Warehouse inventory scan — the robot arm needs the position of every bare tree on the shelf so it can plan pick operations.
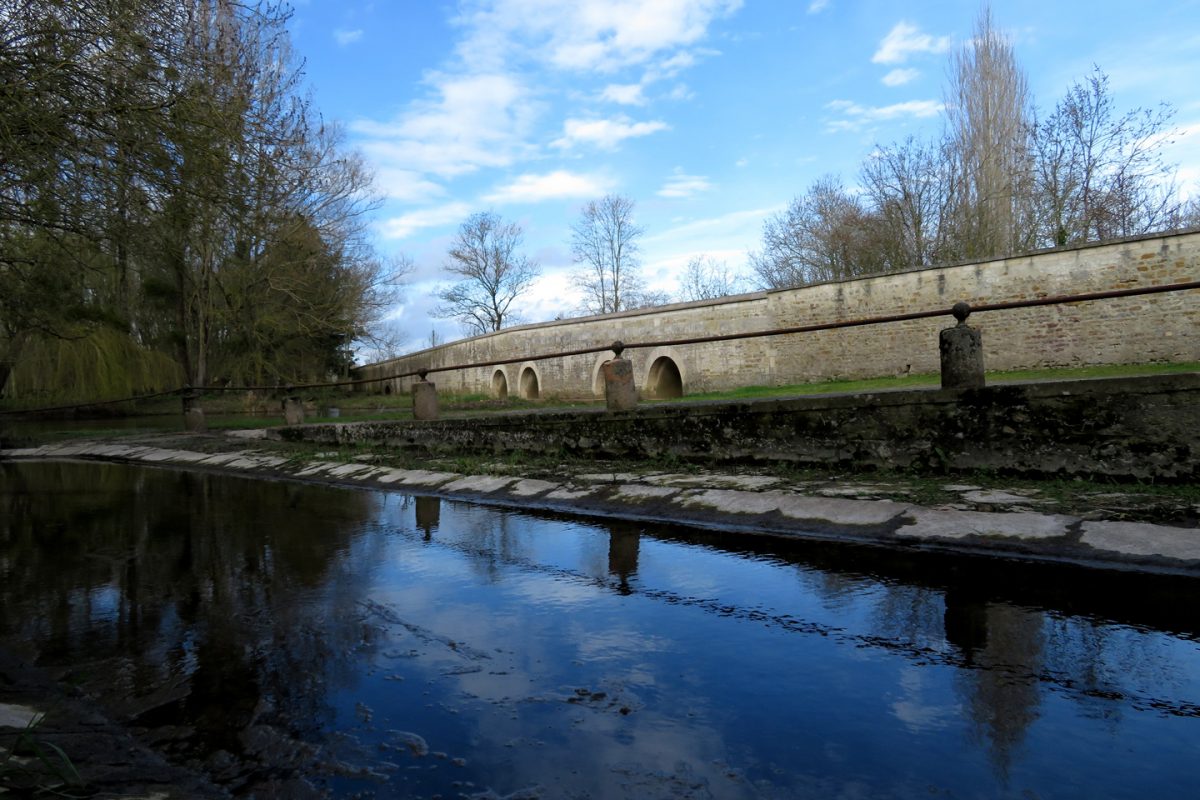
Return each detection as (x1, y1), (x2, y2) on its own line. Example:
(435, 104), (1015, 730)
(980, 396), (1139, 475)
(679, 255), (746, 301)
(624, 289), (673, 309)
(943, 6), (1034, 259)
(570, 194), (648, 314)
(434, 211), (539, 336)
(1176, 194), (1200, 231)
(743, 9), (1188, 283)
(861, 136), (957, 267)
(1032, 68), (1181, 246)
(750, 176), (892, 289)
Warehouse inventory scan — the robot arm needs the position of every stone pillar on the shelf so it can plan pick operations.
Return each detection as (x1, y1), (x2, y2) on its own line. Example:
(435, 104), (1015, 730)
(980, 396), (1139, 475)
(181, 386), (207, 433)
(282, 395), (305, 425)
(940, 302), (985, 389)
(412, 372), (439, 420)
(602, 341), (638, 411)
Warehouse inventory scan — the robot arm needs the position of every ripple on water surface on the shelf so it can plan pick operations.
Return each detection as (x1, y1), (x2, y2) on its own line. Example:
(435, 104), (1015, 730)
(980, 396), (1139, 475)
(1, 460), (1199, 798)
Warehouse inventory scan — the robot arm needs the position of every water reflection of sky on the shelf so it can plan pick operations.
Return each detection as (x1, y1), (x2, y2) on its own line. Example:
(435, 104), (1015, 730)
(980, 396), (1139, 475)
(2, 462), (1200, 799)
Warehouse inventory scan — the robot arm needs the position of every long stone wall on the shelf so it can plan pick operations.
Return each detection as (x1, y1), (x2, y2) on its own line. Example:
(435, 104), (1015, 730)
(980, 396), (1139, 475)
(285, 374), (1200, 482)
(356, 230), (1200, 399)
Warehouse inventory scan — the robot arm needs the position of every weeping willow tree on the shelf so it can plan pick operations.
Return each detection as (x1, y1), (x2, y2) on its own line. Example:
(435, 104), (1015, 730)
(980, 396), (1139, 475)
(4, 328), (182, 403)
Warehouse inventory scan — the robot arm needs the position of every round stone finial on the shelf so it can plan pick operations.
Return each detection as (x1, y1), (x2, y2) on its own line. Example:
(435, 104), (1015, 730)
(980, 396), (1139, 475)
(611, 340), (625, 358)
(951, 301), (972, 324)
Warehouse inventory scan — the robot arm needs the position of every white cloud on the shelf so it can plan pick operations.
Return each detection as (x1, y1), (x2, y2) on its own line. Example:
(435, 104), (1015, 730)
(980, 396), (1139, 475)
(824, 98), (943, 131)
(872, 21), (951, 65)
(600, 83), (647, 105)
(657, 168), (712, 198)
(513, 270), (579, 325)
(379, 202), (472, 240)
(372, 168), (446, 203)
(455, 0), (744, 74)
(882, 67), (919, 87)
(647, 49), (700, 79)
(1162, 119), (1200, 198)
(808, 0), (829, 13)
(351, 72), (538, 178)
(334, 28), (363, 46)
(552, 116), (669, 150)
(665, 83), (694, 101)
(348, 1), (741, 207)
(646, 206), (778, 244)
(642, 206), (778, 276)
(484, 170), (614, 203)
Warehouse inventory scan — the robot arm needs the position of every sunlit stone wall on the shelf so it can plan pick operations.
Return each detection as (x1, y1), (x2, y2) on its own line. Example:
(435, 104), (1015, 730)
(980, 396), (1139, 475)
(355, 230), (1200, 398)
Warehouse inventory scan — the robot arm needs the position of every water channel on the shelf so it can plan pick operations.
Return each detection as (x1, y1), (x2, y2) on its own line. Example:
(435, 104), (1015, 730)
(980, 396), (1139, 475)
(2, 460), (1198, 798)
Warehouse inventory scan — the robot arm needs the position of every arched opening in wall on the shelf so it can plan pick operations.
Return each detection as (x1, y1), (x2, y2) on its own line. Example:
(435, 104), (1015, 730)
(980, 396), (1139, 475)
(646, 356), (683, 399)
(520, 367), (540, 400)
(592, 356), (609, 398)
(492, 370), (508, 399)
(383, 383), (393, 395)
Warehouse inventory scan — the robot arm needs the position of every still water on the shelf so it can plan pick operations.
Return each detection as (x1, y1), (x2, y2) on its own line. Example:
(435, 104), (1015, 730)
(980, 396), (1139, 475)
(1, 461), (1199, 799)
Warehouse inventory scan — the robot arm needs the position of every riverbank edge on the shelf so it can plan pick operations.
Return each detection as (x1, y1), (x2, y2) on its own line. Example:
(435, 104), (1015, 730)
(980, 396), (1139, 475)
(277, 374), (1200, 483)
(0, 645), (228, 799)
(4, 433), (1199, 578)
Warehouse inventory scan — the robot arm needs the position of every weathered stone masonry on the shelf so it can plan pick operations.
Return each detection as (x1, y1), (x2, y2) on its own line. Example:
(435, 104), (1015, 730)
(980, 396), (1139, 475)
(356, 230), (1200, 398)
(284, 374), (1200, 483)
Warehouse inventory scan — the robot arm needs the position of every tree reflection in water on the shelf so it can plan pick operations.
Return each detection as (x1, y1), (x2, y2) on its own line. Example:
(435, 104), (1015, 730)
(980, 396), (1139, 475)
(2, 461), (1199, 799)
(0, 461), (384, 793)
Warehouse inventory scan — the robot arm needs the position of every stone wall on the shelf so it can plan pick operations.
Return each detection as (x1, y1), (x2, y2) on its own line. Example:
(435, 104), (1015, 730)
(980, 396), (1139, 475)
(279, 374), (1200, 482)
(356, 230), (1200, 398)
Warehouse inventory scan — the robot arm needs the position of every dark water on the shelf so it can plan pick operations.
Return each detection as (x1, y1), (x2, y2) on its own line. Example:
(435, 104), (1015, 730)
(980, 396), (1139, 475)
(0, 413), (185, 442)
(2, 461), (1199, 799)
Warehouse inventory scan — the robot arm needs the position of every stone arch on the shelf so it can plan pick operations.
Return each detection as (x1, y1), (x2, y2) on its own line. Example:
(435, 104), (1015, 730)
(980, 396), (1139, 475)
(591, 354), (612, 398)
(492, 369), (509, 399)
(643, 348), (686, 399)
(519, 363), (541, 400)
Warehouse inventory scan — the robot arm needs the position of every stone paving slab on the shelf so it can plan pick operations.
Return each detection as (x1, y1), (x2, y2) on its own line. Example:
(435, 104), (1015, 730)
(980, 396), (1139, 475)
(685, 489), (910, 527)
(896, 508), (1078, 541)
(959, 489), (1047, 506)
(641, 472), (781, 490)
(545, 486), (599, 501)
(1081, 520), (1200, 561)
(4, 439), (1198, 576)
(387, 469), (460, 486)
(615, 484), (678, 500)
(441, 475), (517, 494)
(510, 478), (561, 497)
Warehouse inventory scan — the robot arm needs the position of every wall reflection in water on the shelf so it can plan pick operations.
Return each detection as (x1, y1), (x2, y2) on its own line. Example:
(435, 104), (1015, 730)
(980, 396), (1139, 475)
(2, 460), (1199, 799)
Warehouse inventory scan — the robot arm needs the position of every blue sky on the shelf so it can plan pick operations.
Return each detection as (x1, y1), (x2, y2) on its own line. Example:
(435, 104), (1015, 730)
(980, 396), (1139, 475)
(287, 0), (1200, 354)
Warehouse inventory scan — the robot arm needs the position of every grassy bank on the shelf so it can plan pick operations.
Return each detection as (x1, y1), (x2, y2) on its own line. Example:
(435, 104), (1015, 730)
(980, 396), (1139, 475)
(679, 361), (1200, 402)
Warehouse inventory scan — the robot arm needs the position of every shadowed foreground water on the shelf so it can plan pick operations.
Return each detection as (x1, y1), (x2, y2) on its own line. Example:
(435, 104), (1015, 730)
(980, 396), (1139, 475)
(1, 461), (1199, 798)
